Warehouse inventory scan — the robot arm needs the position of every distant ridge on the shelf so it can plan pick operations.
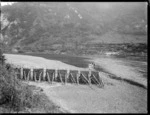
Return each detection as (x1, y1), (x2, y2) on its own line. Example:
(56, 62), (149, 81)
(1, 2), (147, 52)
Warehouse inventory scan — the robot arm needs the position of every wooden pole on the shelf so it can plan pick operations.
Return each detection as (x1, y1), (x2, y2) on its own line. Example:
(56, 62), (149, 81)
(69, 73), (74, 83)
(23, 71), (26, 80)
(81, 73), (89, 84)
(92, 74), (102, 87)
(43, 68), (46, 81)
(59, 72), (63, 84)
(20, 67), (23, 80)
(98, 72), (104, 87)
(55, 69), (58, 82)
(38, 71), (42, 82)
(77, 71), (80, 85)
(27, 70), (30, 81)
(70, 73), (76, 83)
(52, 72), (54, 83)
(31, 68), (33, 81)
(92, 74), (99, 83)
(91, 74), (97, 85)
(88, 71), (91, 85)
(34, 71), (37, 82)
(33, 70), (35, 81)
(66, 69), (70, 83)
(64, 72), (67, 84)
(47, 72), (51, 83)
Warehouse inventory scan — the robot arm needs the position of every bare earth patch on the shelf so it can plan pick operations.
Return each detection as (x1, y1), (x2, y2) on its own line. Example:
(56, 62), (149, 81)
(27, 80), (147, 113)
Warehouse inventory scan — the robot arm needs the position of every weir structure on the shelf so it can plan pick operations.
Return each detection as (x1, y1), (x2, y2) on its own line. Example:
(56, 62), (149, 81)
(15, 67), (104, 88)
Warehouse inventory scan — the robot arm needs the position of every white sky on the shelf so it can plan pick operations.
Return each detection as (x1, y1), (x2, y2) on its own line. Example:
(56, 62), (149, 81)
(1, 2), (15, 6)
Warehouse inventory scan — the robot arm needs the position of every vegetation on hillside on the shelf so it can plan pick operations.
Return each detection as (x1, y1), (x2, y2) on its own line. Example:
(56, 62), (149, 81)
(1, 2), (147, 54)
(0, 45), (63, 113)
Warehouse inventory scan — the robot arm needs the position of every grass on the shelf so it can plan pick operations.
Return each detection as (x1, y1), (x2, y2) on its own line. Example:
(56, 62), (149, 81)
(0, 64), (63, 113)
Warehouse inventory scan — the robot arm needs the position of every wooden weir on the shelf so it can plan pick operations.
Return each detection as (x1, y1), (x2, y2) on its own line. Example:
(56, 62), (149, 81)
(15, 67), (104, 88)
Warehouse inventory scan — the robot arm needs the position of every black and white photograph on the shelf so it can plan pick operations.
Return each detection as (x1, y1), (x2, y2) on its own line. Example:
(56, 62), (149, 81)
(0, 1), (148, 113)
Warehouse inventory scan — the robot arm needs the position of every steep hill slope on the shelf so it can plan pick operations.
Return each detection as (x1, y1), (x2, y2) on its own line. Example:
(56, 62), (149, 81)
(0, 2), (147, 53)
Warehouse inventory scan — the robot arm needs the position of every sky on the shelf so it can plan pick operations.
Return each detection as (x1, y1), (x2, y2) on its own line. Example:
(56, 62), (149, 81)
(1, 2), (15, 6)
(1, 2), (147, 7)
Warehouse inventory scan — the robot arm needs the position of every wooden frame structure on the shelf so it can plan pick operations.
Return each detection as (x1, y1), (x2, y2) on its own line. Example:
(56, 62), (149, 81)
(15, 67), (104, 88)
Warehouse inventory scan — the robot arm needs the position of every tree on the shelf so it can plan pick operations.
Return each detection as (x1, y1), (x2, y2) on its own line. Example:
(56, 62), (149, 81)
(0, 47), (5, 65)
(0, 35), (6, 65)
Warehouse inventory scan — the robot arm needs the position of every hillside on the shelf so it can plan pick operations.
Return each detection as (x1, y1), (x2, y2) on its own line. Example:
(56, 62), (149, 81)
(0, 2), (147, 54)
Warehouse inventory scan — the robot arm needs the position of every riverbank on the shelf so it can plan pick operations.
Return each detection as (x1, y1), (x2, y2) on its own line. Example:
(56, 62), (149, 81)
(4, 54), (87, 71)
(90, 57), (147, 88)
(3, 53), (147, 113)
(5, 53), (91, 68)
